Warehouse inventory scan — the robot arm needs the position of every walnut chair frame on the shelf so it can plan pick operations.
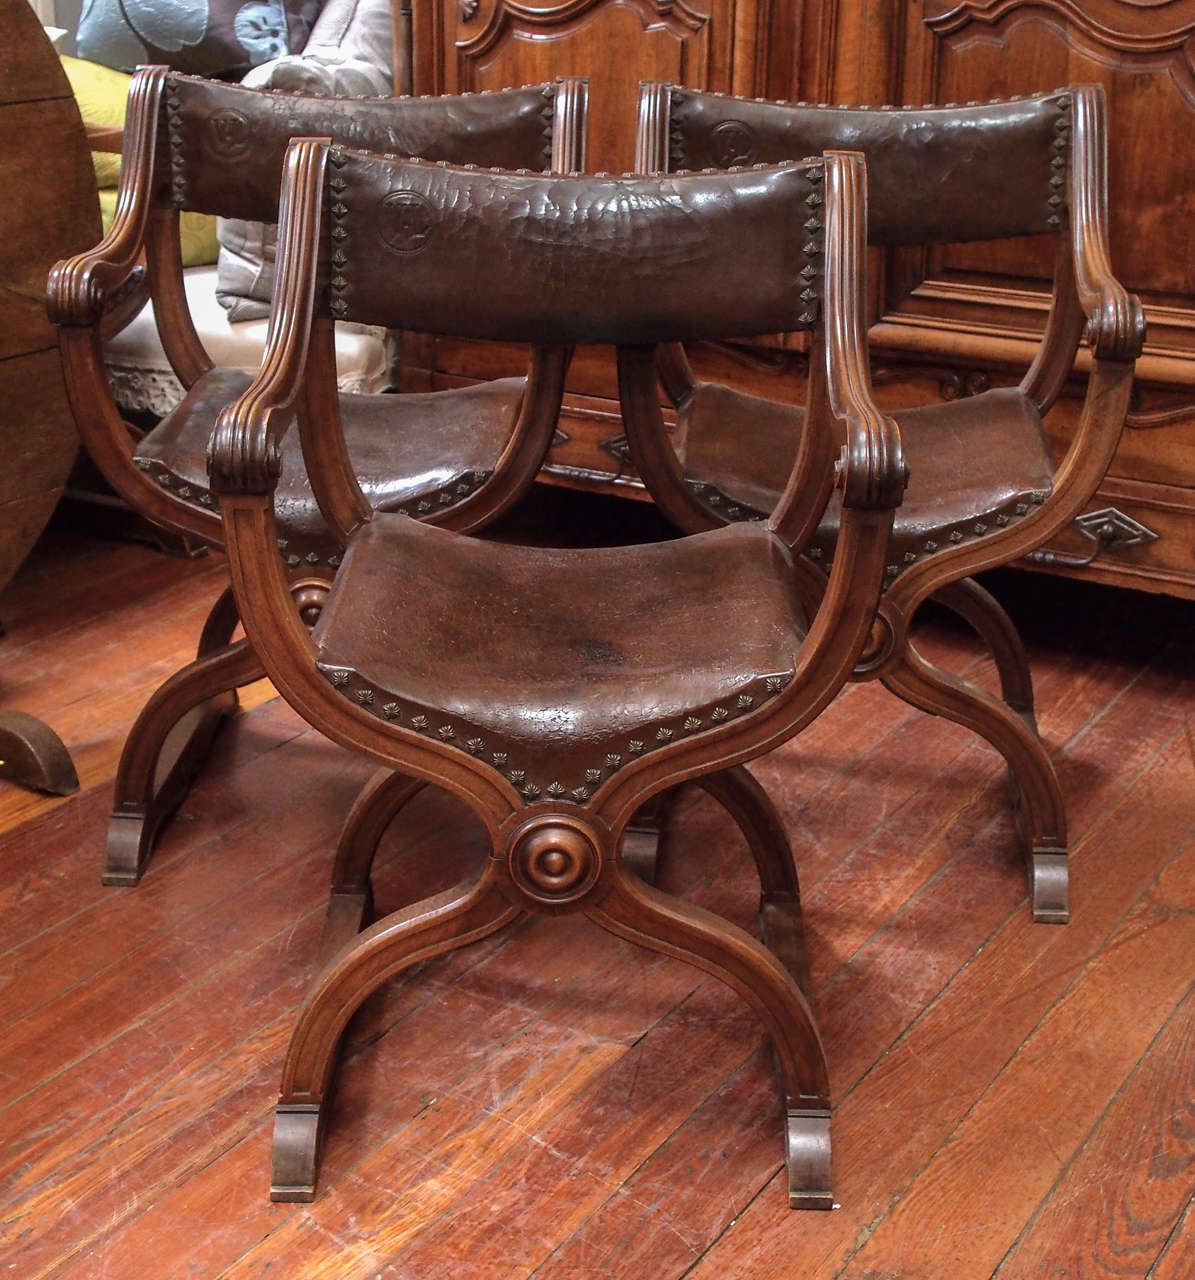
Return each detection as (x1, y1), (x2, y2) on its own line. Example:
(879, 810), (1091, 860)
(48, 68), (587, 886)
(209, 141), (905, 1207)
(635, 82), (1144, 923)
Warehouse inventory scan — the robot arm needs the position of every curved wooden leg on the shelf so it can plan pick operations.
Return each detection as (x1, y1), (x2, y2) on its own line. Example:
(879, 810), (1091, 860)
(316, 769), (428, 968)
(620, 790), (680, 886)
(273, 870), (520, 1201)
(0, 711), (79, 795)
(931, 577), (1035, 719)
(590, 866), (833, 1209)
(882, 641), (1068, 924)
(792, 553), (829, 632)
(695, 766), (809, 990)
(106, 588), (263, 886)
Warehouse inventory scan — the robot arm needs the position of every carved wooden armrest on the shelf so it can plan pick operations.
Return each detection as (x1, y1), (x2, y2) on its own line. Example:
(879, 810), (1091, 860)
(208, 138), (328, 496)
(771, 151), (905, 552)
(824, 154), (905, 511)
(1069, 85), (1145, 364)
(47, 67), (167, 329)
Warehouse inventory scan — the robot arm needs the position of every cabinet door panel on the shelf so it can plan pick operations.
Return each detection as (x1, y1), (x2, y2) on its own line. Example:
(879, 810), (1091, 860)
(418, 0), (741, 172)
(895, 1), (1195, 359)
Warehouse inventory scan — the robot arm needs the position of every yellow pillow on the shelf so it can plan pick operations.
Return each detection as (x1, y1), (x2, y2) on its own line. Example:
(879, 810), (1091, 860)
(178, 210), (221, 268)
(97, 191), (220, 269)
(59, 54), (130, 189)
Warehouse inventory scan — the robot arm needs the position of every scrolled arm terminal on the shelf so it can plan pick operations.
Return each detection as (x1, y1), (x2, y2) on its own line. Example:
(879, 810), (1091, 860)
(207, 137), (330, 495)
(207, 399), (288, 495)
(822, 150), (907, 512)
(46, 66), (169, 328)
(835, 412), (908, 511)
(1069, 85), (1145, 364)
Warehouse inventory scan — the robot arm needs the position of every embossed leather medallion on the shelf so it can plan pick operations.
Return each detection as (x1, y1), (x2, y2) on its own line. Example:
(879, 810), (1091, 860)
(379, 190), (436, 255)
(206, 109), (252, 159)
(709, 119), (757, 167)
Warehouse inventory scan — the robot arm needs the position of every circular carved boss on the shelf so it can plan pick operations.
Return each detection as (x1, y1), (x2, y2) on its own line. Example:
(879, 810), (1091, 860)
(507, 816), (602, 906)
(379, 190), (436, 255)
(205, 109), (253, 159)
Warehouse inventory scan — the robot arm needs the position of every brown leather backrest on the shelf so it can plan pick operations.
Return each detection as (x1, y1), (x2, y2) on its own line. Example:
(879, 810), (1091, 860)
(160, 73), (562, 222)
(327, 151), (829, 343)
(664, 87), (1073, 244)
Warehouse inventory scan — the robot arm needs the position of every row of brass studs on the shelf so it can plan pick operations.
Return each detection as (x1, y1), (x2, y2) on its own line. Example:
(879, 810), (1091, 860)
(673, 85), (1078, 113)
(681, 468), (1053, 581)
(168, 69), (557, 103)
(165, 81), (187, 208)
(684, 479), (768, 523)
(137, 456), (216, 507)
(327, 149), (351, 319)
(393, 468), (492, 517)
(135, 457), (493, 563)
(540, 81), (556, 173)
(319, 667), (792, 804)
(799, 165), (825, 325)
(1047, 95), (1072, 230)
(866, 487), (1051, 581)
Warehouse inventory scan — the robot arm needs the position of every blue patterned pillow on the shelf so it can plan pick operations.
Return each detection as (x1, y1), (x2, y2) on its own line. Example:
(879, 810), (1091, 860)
(77, 0), (320, 78)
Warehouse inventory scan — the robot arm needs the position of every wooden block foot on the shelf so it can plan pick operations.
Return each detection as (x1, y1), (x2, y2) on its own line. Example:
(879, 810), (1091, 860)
(271, 1102), (324, 1202)
(104, 812), (158, 887)
(785, 1107), (834, 1209)
(1031, 849), (1069, 924)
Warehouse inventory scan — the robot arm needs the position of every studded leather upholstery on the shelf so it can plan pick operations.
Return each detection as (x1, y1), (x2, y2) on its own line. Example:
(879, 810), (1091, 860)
(677, 384), (1054, 573)
(134, 368), (524, 567)
(666, 88), (1072, 244)
(329, 152), (828, 342)
(311, 516), (804, 802)
(161, 74), (561, 222)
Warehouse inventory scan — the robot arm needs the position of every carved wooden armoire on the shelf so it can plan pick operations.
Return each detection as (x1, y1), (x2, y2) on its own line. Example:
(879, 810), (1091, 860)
(402, 1), (1195, 598)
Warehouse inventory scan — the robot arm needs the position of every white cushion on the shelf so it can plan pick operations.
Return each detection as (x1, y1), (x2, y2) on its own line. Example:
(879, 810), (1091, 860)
(105, 265), (393, 416)
(220, 0), (394, 321)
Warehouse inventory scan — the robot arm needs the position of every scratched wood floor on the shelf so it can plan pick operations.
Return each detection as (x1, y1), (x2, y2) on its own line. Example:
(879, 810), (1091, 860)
(1, 493), (1194, 1280)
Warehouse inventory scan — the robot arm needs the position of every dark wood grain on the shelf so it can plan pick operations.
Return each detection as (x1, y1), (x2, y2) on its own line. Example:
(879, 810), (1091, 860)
(685, 716), (1195, 1278)
(836, 827), (1195, 1280)
(995, 980), (1195, 1280)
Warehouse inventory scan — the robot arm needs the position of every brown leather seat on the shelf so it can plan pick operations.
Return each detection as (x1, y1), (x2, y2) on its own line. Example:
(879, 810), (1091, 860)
(636, 83), (1144, 924)
(680, 384), (1054, 562)
(313, 516), (802, 793)
(136, 369), (524, 563)
(48, 67), (586, 886)
(210, 146), (905, 1209)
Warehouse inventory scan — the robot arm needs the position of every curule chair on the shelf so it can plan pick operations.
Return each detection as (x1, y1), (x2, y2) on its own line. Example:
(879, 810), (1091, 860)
(207, 139), (906, 1208)
(47, 68), (587, 887)
(635, 83), (1145, 923)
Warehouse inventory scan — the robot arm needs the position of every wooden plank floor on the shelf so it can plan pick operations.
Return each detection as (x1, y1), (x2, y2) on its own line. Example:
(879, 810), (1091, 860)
(1, 507), (1194, 1279)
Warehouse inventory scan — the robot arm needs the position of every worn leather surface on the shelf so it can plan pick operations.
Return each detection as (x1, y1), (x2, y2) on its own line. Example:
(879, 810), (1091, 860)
(312, 516), (803, 800)
(163, 73), (558, 222)
(668, 89), (1070, 245)
(332, 154), (826, 343)
(679, 383), (1054, 568)
(135, 367), (524, 560)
